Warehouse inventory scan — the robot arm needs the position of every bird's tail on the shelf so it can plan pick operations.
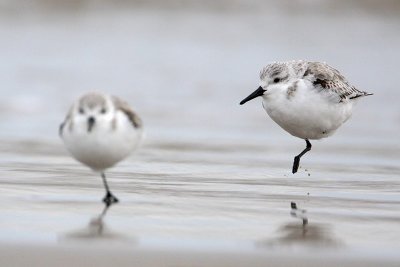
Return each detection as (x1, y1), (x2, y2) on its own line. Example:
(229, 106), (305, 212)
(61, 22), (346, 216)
(350, 91), (373, 100)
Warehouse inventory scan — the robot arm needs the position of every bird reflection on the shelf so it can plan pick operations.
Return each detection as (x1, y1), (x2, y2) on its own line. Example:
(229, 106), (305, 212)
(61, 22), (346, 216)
(290, 201), (308, 226)
(60, 202), (134, 243)
(256, 202), (341, 248)
(82, 203), (112, 237)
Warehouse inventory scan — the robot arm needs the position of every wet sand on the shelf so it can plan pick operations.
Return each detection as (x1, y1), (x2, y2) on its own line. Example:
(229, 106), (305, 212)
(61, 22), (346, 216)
(1, 137), (399, 265)
(1, 243), (400, 267)
(0, 0), (400, 265)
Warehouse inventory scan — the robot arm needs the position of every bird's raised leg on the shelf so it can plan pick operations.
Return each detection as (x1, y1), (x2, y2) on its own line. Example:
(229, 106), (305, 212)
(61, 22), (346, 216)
(292, 139), (312, 174)
(101, 172), (119, 206)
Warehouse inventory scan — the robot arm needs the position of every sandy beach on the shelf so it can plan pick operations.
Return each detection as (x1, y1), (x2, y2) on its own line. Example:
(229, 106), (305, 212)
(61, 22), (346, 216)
(1, 242), (400, 267)
(0, 0), (400, 266)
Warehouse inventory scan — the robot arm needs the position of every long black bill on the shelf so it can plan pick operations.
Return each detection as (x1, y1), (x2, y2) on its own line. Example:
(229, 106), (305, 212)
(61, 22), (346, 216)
(87, 117), (95, 132)
(239, 86), (266, 105)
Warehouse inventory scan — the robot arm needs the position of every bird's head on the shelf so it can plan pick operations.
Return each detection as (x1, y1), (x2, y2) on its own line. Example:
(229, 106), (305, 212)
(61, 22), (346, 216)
(74, 92), (113, 133)
(240, 62), (294, 105)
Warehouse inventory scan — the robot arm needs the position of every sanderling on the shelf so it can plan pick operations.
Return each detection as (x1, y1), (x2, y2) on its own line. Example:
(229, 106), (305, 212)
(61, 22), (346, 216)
(60, 92), (143, 205)
(240, 60), (372, 173)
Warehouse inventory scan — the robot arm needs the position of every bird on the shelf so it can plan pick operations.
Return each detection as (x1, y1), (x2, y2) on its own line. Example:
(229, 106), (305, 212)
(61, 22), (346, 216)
(240, 60), (372, 174)
(60, 92), (143, 205)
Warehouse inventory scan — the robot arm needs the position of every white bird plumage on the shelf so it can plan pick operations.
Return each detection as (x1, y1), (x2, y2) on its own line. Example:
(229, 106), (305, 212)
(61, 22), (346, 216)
(240, 60), (372, 173)
(60, 92), (143, 205)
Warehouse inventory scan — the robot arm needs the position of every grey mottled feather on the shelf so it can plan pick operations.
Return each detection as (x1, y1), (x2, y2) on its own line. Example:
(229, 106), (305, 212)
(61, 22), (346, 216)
(79, 93), (107, 109)
(59, 107), (73, 137)
(303, 62), (372, 101)
(112, 96), (142, 129)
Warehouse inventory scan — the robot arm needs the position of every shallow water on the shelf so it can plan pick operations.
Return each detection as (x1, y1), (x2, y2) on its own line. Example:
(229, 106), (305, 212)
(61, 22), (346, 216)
(0, 0), (400, 262)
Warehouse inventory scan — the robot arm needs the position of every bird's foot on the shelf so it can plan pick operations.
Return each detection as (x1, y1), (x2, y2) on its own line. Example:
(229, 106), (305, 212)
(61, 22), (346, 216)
(292, 156), (300, 174)
(102, 192), (119, 206)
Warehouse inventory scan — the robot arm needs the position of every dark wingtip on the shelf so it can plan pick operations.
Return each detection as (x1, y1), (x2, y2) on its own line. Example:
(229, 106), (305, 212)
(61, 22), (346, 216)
(350, 92), (374, 100)
(59, 123), (64, 137)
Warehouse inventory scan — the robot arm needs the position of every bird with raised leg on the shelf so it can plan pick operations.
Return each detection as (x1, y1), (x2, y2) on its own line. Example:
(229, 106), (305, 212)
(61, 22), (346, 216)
(240, 60), (372, 173)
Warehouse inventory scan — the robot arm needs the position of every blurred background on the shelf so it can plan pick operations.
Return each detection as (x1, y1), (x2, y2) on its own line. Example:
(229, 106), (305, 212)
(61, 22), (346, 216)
(0, 0), (399, 263)
(0, 0), (399, 144)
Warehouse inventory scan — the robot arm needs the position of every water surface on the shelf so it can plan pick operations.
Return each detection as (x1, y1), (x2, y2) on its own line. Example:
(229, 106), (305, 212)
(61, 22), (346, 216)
(0, 0), (399, 262)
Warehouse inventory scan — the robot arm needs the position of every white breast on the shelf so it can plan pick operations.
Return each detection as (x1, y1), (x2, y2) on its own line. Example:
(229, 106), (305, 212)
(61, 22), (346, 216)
(262, 80), (354, 140)
(62, 111), (143, 171)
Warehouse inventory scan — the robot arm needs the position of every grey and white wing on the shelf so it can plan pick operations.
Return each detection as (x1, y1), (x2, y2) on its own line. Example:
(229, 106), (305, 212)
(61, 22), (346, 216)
(112, 96), (143, 129)
(303, 62), (372, 102)
(59, 107), (73, 137)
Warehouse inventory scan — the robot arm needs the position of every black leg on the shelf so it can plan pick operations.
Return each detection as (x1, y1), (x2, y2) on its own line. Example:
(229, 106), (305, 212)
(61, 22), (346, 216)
(101, 172), (119, 205)
(292, 139), (312, 174)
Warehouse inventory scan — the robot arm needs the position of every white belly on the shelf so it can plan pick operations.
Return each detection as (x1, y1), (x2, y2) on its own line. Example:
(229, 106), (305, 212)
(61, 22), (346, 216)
(263, 83), (354, 140)
(62, 115), (143, 171)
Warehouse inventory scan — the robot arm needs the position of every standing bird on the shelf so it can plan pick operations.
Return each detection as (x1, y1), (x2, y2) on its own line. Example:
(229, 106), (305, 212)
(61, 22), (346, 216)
(60, 92), (143, 205)
(240, 60), (372, 173)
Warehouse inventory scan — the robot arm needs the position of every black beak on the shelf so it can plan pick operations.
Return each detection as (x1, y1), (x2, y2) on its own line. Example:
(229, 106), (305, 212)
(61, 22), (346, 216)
(87, 117), (95, 132)
(240, 86), (266, 105)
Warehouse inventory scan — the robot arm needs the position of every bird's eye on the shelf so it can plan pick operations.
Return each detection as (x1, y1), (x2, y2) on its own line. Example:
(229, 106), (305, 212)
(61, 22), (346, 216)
(79, 108), (84, 114)
(273, 78), (281, 83)
(100, 108), (107, 114)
